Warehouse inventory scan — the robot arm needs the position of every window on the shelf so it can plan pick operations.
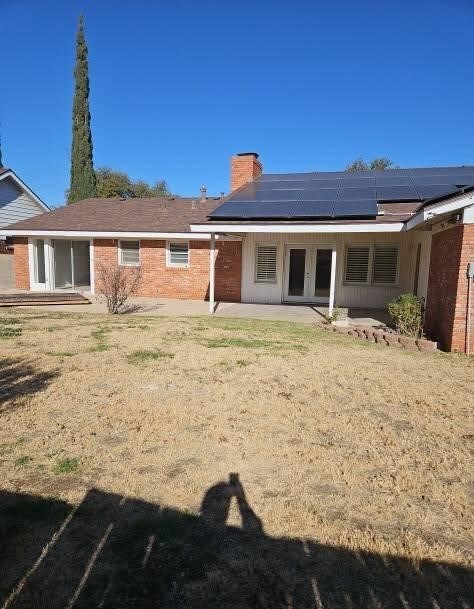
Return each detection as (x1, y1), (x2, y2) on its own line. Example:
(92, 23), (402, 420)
(344, 244), (399, 286)
(345, 246), (370, 284)
(167, 242), (189, 267)
(372, 245), (399, 285)
(255, 245), (277, 283)
(119, 241), (140, 266)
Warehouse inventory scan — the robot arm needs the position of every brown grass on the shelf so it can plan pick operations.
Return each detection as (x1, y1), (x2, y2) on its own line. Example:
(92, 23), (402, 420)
(0, 309), (473, 608)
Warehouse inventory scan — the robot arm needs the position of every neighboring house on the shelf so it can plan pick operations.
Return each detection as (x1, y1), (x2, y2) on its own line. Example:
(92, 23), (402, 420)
(0, 168), (48, 236)
(0, 167), (48, 289)
(5, 153), (474, 353)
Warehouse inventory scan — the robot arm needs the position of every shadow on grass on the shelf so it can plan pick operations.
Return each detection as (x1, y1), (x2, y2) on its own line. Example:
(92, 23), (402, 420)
(0, 475), (472, 609)
(0, 357), (59, 410)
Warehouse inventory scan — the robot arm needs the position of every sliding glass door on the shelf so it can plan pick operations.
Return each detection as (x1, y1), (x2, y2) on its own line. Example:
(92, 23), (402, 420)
(52, 240), (90, 290)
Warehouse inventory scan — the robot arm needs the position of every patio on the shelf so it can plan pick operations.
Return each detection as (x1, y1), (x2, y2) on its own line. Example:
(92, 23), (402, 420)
(7, 293), (391, 327)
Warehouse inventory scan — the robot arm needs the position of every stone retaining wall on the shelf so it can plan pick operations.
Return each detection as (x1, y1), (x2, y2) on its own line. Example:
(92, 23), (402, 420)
(321, 324), (438, 352)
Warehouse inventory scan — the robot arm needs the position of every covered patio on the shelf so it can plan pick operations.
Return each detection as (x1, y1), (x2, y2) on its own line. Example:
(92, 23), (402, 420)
(6, 293), (390, 327)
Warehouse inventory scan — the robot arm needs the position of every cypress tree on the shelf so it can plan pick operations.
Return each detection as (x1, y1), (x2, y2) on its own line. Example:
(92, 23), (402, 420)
(68, 14), (96, 203)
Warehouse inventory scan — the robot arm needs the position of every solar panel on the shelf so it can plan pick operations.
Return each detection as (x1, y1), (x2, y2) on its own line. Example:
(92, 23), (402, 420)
(300, 188), (338, 201)
(257, 174), (287, 182)
(338, 187), (377, 200)
(375, 175), (412, 186)
(440, 175), (474, 186)
(416, 185), (459, 200)
(376, 185), (420, 201)
(279, 173), (314, 181)
(256, 190), (304, 201)
(308, 179), (342, 188)
(333, 199), (378, 218)
(341, 177), (376, 187)
(273, 180), (313, 190)
(208, 202), (257, 218)
(247, 202), (296, 218)
(291, 201), (335, 218)
(411, 175), (455, 186)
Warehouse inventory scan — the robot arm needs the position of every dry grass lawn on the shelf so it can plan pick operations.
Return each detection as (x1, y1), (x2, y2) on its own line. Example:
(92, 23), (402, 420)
(0, 309), (473, 608)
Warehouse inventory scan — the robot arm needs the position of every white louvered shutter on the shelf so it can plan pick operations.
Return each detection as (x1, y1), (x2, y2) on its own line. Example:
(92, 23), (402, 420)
(169, 242), (189, 266)
(372, 245), (398, 284)
(255, 245), (277, 282)
(345, 246), (370, 284)
(120, 241), (140, 266)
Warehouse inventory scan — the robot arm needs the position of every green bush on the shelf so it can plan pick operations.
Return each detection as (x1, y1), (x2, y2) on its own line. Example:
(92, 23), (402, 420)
(387, 293), (424, 338)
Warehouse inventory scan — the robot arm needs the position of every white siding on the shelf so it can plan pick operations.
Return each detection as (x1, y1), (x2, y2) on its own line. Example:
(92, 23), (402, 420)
(241, 230), (431, 308)
(0, 177), (44, 228)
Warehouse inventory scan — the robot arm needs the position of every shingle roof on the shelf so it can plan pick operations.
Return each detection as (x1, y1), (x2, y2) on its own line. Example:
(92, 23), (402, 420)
(0, 167), (10, 176)
(7, 196), (224, 233)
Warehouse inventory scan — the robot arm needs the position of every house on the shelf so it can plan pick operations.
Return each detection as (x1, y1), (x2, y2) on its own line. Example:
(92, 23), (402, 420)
(0, 167), (49, 288)
(4, 153), (474, 353)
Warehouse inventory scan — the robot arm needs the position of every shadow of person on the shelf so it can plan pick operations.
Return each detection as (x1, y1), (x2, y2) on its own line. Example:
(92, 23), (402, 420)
(200, 473), (263, 534)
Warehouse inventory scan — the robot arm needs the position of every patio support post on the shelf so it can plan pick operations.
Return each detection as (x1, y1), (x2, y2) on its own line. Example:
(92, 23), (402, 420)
(209, 232), (216, 313)
(329, 247), (337, 315)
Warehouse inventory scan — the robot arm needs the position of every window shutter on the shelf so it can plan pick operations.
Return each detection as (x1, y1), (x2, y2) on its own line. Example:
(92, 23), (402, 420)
(255, 245), (277, 283)
(169, 242), (189, 265)
(120, 241), (140, 265)
(345, 246), (370, 283)
(372, 245), (398, 284)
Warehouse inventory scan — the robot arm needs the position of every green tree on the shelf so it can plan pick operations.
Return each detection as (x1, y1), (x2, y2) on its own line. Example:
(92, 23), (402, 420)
(68, 15), (96, 203)
(95, 167), (171, 199)
(345, 157), (396, 172)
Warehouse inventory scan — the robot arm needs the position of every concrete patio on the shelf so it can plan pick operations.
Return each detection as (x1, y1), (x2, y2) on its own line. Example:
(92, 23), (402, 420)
(7, 293), (391, 327)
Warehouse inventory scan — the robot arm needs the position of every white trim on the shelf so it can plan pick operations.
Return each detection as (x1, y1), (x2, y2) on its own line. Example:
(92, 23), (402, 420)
(89, 239), (95, 294)
(190, 223), (405, 234)
(4, 229), (240, 240)
(0, 170), (49, 211)
(329, 248), (337, 315)
(209, 233), (216, 313)
(407, 191), (474, 230)
(463, 205), (474, 224)
(118, 240), (141, 267)
(166, 240), (190, 268)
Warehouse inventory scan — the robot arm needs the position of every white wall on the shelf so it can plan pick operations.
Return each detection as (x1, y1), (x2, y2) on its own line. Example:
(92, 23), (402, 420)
(0, 177), (44, 229)
(241, 230), (431, 308)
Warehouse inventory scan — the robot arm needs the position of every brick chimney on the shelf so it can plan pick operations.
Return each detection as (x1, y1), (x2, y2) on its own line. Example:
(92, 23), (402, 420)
(230, 152), (262, 192)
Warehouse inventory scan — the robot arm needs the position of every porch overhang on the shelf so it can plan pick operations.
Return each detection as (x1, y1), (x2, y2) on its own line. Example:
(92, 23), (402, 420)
(190, 222), (405, 234)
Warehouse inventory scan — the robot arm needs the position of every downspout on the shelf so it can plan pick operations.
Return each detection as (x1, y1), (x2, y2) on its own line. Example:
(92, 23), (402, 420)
(467, 263), (473, 355)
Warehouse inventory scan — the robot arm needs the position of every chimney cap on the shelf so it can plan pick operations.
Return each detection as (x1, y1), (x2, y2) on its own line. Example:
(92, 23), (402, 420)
(236, 151), (259, 159)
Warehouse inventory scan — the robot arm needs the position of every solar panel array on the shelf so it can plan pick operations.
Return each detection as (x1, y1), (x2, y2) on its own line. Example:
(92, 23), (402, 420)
(208, 166), (474, 220)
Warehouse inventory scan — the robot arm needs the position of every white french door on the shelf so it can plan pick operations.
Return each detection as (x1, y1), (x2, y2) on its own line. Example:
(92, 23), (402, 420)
(283, 245), (334, 304)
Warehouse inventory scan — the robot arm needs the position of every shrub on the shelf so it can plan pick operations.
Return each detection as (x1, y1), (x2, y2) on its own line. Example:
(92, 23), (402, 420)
(388, 293), (424, 338)
(96, 263), (141, 314)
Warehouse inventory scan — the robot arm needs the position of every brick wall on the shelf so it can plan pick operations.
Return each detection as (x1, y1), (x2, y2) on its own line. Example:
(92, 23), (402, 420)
(424, 224), (474, 352)
(13, 237), (29, 289)
(93, 239), (242, 301)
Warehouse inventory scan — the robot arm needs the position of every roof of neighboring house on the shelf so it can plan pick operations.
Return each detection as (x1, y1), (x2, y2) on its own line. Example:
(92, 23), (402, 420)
(207, 166), (474, 223)
(5, 196), (224, 233)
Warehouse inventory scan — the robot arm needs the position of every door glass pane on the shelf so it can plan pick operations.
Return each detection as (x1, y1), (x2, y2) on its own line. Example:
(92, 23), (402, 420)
(288, 248), (306, 296)
(54, 240), (72, 288)
(314, 249), (332, 298)
(34, 240), (45, 284)
(73, 241), (91, 287)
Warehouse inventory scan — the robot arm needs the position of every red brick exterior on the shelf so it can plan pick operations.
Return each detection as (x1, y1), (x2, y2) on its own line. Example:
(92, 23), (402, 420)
(93, 239), (242, 301)
(230, 153), (263, 192)
(13, 237), (29, 289)
(424, 224), (474, 352)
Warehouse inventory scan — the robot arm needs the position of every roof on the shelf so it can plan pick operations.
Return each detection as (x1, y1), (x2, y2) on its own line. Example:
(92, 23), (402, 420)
(0, 167), (8, 176)
(5, 196), (224, 233)
(208, 166), (474, 222)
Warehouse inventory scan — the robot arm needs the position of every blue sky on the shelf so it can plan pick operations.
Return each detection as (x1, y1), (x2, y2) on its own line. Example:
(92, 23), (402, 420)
(1, 0), (473, 206)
